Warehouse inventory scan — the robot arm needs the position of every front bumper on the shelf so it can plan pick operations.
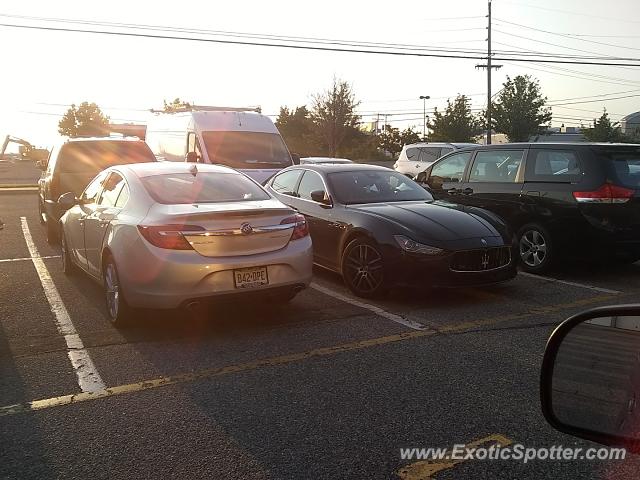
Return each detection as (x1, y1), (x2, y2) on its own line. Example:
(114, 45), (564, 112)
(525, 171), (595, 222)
(115, 235), (313, 309)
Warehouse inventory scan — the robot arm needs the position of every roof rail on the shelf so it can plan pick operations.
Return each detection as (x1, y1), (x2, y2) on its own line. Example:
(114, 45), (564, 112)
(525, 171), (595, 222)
(150, 105), (262, 114)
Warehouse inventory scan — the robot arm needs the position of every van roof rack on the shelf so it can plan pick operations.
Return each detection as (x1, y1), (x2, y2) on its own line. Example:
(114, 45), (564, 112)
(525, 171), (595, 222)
(150, 105), (262, 114)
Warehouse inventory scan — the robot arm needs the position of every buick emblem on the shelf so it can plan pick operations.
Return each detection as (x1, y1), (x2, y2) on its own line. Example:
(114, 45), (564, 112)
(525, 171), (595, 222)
(240, 223), (253, 235)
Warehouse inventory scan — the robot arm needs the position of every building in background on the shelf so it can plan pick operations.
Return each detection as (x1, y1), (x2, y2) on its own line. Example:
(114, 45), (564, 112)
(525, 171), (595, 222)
(621, 111), (640, 137)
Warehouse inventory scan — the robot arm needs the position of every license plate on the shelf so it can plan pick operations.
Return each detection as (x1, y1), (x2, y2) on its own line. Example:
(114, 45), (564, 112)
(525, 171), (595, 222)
(233, 266), (269, 289)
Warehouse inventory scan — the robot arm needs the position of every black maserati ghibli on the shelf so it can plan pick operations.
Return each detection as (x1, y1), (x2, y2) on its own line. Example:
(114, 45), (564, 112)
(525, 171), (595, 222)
(265, 164), (517, 298)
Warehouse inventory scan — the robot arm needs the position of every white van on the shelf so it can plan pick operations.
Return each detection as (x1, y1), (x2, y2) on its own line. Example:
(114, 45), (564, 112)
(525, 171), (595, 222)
(145, 107), (294, 183)
(394, 142), (477, 178)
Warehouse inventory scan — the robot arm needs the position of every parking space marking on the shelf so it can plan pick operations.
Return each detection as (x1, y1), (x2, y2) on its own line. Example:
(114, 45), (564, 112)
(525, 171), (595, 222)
(396, 433), (514, 480)
(310, 282), (428, 331)
(1, 287), (630, 417)
(0, 255), (60, 263)
(20, 217), (106, 393)
(518, 271), (621, 295)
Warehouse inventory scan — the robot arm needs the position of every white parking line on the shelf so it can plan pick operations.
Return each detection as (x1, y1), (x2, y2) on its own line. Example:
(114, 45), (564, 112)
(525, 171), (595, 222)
(519, 271), (621, 295)
(20, 217), (106, 393)
(0, 255), (60, 263)
(310, 282), (428, 331)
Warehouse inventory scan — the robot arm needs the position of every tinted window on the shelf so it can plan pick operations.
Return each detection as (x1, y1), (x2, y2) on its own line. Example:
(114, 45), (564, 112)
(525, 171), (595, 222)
(405, 147), (420, 160)
(202, 131), (292, 169)
(440, 148), (454, 156)
(328, 170), (433, 204)
(270, 169), (303, 196)
(81, 171), (109, 203)
(141, 173), (270, 205)
(469, 150), (524, 183)
(99, 173), (126, 207)
(526, 150), (582, 183)
(419, 147), (442, 164)
(56, 141), (155, 174)
(298, 171), (326, 201)
(598, 148), (640, 189)
(430, 151), (472, 184)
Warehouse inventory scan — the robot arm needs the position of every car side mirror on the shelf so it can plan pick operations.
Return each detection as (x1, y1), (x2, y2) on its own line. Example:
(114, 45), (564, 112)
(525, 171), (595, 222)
(310, 190), (331, 206)
(57, 192), (78, 211)
(291, 153), (301, 165)
(185, 152), (199, 163)
(541, 304), (640, 453)
(36, 160), (46, 170)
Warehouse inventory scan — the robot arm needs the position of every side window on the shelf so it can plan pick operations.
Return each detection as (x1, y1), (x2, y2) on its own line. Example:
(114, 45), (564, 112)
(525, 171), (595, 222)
(270, 169), (303, 196)
(526, 150), (583, 182)
(115, 184), (130, 208)
(98, 173), (126, 207)
(440, 148), (454, 157)
(419, 147), (442, 164)
(186, 132), (203, 162)
(81, 171), (109, 204)
(297, 171), (326, 201)
(405, 147), (420, 161)
(429, 152), (473, 185)
(469, 150), (524, 183)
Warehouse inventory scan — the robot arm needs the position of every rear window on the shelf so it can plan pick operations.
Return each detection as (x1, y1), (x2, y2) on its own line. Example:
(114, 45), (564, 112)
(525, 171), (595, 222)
(141, 172), (271, 204)
(598, 148), (640, 189)
(525, 149), (583, 183)
(57, 141), (155, 174)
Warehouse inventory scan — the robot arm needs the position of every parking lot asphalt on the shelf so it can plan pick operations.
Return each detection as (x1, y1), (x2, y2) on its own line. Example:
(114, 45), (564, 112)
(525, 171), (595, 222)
(2, 191), (640, 479)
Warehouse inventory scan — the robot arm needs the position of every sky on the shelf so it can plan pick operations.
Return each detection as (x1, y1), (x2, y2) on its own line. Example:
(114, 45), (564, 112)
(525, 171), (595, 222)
(1, 0), (639, 150)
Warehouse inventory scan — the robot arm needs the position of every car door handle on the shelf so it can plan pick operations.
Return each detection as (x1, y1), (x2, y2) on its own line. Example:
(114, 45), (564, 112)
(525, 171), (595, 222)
(461, 187), (474, 195)
(446, 187), (460, 194)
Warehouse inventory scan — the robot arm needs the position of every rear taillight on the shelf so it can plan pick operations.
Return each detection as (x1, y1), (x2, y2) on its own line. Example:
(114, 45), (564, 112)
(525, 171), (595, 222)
(573, 184), (634, 204)
(137, 225), (204, 250)
(281, 214), (309, 240)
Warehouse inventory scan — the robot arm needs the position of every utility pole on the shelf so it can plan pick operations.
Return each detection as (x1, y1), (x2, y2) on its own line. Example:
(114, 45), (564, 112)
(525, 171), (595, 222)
(475, 0), (501, 144)
(419, 95), (430, 141)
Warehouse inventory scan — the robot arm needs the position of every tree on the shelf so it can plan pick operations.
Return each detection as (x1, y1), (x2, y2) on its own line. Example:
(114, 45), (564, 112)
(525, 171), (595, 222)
(58, 102), (110, 138)
(428, 95), (481, 142)
(310, 78), (361, 157)
(275, 106), (317, 155)
(378, 125), (421, 158)
(583, 109), (624, 142)
(490, 75), (552, 142)
(163, 98), (192, 112)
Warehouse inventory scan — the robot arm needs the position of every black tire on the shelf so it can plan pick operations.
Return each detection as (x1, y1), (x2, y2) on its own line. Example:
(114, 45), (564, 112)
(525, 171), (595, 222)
(103, 255), (133, 327)
(60, 230), (75, 276)
(341, 237), (388, 298)
(517, 223), (554, 273)
(45, 215), (59, 245)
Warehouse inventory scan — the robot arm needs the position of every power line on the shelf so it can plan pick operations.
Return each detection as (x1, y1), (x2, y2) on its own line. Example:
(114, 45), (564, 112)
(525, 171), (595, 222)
(500, 1), (640, 24)
(2, 21), (640, 66)
(494, 18), (640, 53)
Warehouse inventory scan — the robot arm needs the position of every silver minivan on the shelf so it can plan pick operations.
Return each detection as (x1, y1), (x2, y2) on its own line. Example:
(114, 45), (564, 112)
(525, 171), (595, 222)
(394, 142), (477, 178)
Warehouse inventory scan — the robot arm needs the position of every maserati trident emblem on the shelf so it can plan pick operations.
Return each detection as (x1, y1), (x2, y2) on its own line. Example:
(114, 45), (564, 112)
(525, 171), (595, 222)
(481, 251), (490, 270)
(240, 223), (254, 235)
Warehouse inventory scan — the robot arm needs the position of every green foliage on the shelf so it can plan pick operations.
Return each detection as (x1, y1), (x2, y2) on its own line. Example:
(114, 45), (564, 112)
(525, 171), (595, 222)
(275, 106), (317, 155)
(582, 109), (625, 142)
(163, 98), (192, 112)
(429, 95), (481, 142)
(490, 75), (552, 142)
(58, 102), (110, 138)
(378, 126), (421, 158)
(310, 78), (361, 157)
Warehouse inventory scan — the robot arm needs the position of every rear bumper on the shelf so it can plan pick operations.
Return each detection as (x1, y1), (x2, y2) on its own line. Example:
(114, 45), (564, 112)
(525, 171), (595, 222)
(116, 235), (313, 309)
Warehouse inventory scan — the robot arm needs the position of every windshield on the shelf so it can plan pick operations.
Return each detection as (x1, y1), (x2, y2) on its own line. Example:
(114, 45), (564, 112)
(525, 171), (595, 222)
(328, 170), (433, 204)
(141, 172), (271, 204)
(598, 148), (640, 189)
(201, 131), (292, 169)
(57, 141), (155, 174)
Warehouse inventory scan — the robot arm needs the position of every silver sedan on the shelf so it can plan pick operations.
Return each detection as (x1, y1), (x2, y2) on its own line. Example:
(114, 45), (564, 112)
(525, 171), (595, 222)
(58, 162), (313, 326)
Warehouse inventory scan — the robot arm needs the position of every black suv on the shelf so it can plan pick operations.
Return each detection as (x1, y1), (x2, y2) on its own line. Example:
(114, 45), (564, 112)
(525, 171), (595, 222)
(38, 137), (156, 243)
(417, 143), (640, 272)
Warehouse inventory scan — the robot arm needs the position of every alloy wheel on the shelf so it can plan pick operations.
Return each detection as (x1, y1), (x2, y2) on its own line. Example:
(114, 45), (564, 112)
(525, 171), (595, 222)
(519, 229), (547, 268)
(344, 244), (384, 295)
(104, 262), (120, 321)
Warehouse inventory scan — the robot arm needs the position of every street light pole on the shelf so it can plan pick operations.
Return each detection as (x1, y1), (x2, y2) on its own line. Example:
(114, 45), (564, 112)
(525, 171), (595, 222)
(419, 95), (430, 141)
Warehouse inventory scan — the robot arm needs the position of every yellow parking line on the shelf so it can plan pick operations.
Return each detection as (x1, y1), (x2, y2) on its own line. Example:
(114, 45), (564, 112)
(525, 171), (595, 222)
(397, 434), (514, 480)
(0, 290), (632, 417)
